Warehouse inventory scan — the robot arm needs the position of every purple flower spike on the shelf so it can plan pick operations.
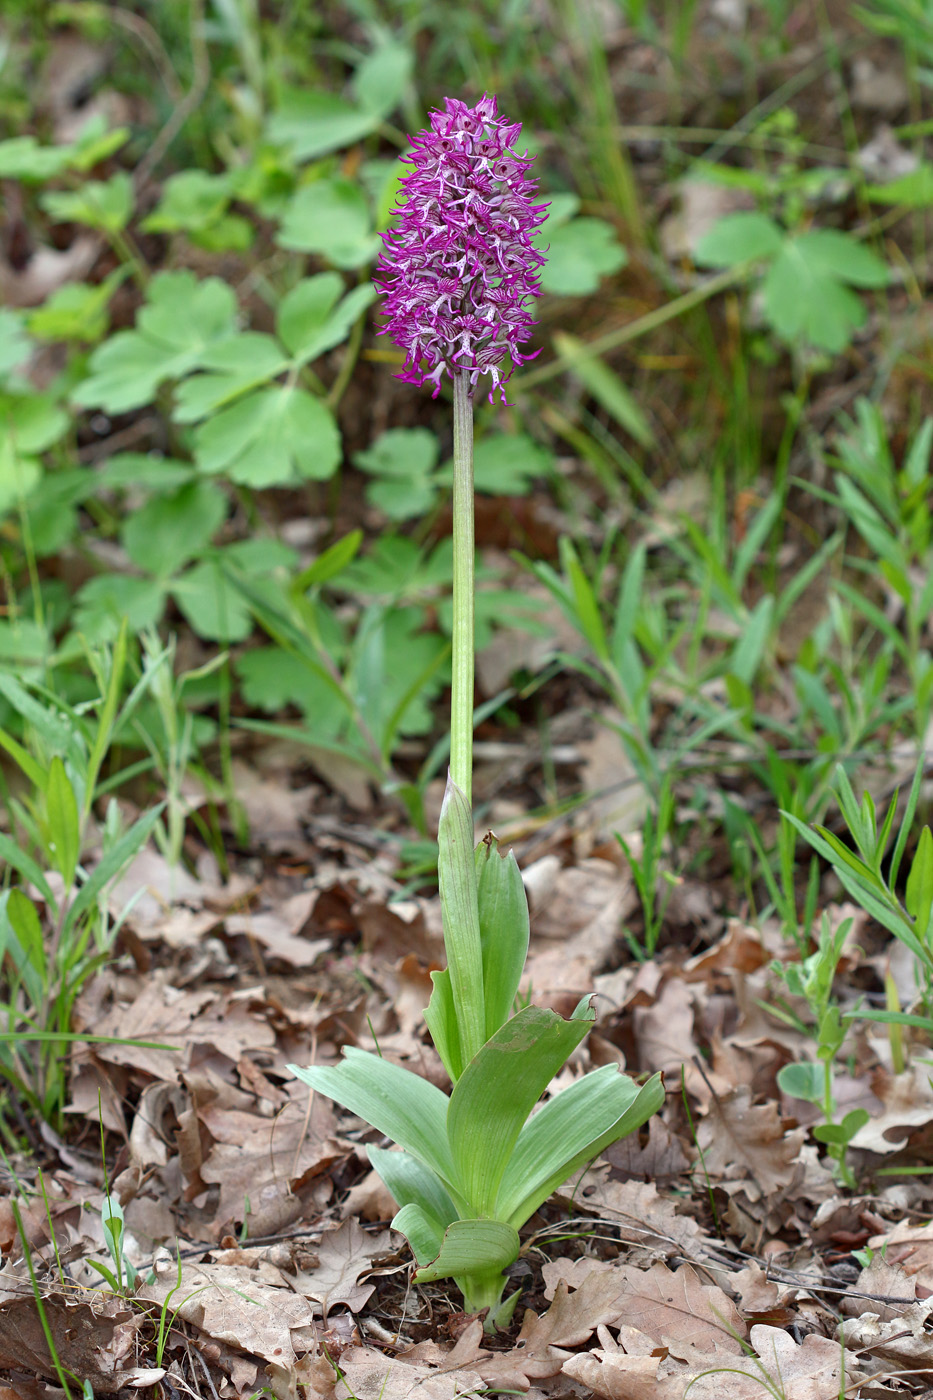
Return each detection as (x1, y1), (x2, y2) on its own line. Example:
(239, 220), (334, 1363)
(375, 94), (548, 403)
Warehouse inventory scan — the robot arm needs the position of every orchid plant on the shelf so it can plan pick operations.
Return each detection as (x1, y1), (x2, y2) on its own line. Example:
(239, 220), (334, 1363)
(290, 95), (663, 1329)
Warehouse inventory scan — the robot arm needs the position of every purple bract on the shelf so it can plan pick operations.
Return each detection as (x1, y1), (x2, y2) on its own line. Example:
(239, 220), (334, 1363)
(375, 94), (548, 402)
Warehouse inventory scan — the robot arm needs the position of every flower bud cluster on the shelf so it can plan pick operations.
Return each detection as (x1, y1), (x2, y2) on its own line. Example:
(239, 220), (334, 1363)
(375, 94), (547, 401)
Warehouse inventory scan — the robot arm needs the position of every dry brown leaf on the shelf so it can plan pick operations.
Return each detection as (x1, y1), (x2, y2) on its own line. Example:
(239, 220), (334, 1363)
(567, 1169), (706, 1259)
(840, 1297), (933, 1372)
(632, 978), (705, 1089)
(849, 1062), (933, 1153)
(198, 1081), (340, 1235)
(618, 1261), (745, 1357)
(564, 1323), (856, 1400)
(0, 1281), (140, 1393)
(601, 1115), (693, 1183)
(293, 1219), (393, 1318)
(322, 1345), (488, 1399)
(139, 1259), (312, 1371)
(697, 1085), (807, 1200)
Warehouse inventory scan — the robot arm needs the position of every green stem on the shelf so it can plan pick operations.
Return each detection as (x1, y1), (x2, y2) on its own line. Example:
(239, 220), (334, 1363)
(451, 372), (475, 805)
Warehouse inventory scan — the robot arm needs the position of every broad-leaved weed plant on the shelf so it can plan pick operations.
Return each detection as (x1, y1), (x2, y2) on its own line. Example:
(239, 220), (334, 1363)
(290, 96), (663, 1329)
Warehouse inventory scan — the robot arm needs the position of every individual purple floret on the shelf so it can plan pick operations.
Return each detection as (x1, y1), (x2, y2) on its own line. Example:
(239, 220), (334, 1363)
(375, 94), (548, 403)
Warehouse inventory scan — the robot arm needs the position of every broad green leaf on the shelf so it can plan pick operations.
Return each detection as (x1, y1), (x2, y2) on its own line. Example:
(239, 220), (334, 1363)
(0, 310), (31, 375)
(412, 1219), (520, 1286)
(45, 757), (80, 886)
(42, 172), (134, 234)
(352, 42), (413, 118)
(354, 427), (440, 521)
(539, 217), (627, 295)
(121, 481), (227, 579)
(763, 233), (889, 352)
(471, 433), (554, 495)
(141, 170), (233, 234)
(278, 276), (377, 365)
(171, 560), (253, 642)
(289, 1048), (462, 1197)
(75, 272), (238, 413)
(27, 269), (126, 344)
(172, 334), (288, 422)
(74, 574), (167, 641)
(277, 178), (378, 268)
(437, 776), (486, 1066)
(368, 1146), (458, 1235)
(391, 1203), (446, 1266)
(1, 391), (70, 454)
(497, 1067), (665, 1226)
(193, 385), (341, 486)
(553, 333), (653, 446)
(476, 841), (529, 1040)
(266, 90), (378, 161)
(777, 1061), (824, 1104)
(0, 135), (73, 180)
(694, 211), (783, 266)
(447, 1000), (595, 1216)
(423, 966), (463, 1083)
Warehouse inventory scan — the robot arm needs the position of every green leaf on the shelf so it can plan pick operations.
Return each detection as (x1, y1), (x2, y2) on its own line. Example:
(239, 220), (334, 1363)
(367, 1145), (458, 1242)
(27, 269), (126, 344)
(694, 211), (784, 266)
(354, 427), (440, 521)
(277, 276), (375, 364)
(437, 776), (486, 1066)
(65, 805), (164, 936)
(171, 560), (253, 642)
(552, 333), (653, 447)
(777, 1060), (825, 1104)
(172, 334), (288, 422)
(277, 178), (378, 267)
(424, 967), (463, 1083)
(497, 1067), (665, 1226)
(0, 310), (32, 376)
(289, 1048), (462, 1197)
(412, 1218), (520, 1286)
(3, 888), (48, 1004)
(267, 90), (378, 161)
(906, 825), (933, 940)
(75, 271), (238, 413)
(1, 390), (70, 455)
(476, 841), (529, 1040)
(447, 1000), (595, 1216)
(539, 216), (627, 296)
(45, 757), (80, 886)
(140, 170), (233, 234)
(866, 164), (933, 207)
(0, 836), (55, 906)
(41, 172), (134, 234)
(75, 575), (167, 641)
(352, 42), (413, 118)
(391, 1203), (446, 1266)
(193, 385), (341, 487)
(471, 433), (555, 495)
(121, 481), (227, 579)
(763, 231), (890, 352)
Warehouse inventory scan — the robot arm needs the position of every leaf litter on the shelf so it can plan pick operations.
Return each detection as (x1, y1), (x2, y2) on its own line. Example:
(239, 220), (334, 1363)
(5, 789), (933, 1400)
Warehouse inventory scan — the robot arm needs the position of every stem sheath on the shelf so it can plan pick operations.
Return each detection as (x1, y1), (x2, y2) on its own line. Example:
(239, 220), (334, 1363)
(450, 372), (475, 805)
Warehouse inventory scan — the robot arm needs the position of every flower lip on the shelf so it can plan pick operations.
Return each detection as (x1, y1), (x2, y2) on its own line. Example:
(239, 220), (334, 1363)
(375, 93), (548, 402)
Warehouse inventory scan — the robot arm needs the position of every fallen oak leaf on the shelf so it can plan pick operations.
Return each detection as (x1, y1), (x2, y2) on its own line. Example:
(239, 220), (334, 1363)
(696, 1085), (806, 1200)
(0, 1283), (140, 1394)
(293, 1218), (393, 1319)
